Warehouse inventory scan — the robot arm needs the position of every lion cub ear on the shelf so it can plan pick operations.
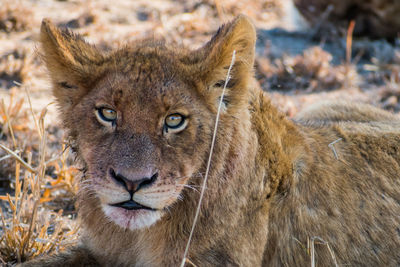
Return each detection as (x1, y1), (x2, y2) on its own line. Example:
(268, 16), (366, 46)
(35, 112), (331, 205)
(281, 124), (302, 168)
(194, 15), (256, 108)
(40, 19), (105, 108)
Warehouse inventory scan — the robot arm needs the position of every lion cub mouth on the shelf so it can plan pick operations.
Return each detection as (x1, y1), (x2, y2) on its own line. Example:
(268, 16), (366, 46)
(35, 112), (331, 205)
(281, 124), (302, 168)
(110, 200), (156, 211)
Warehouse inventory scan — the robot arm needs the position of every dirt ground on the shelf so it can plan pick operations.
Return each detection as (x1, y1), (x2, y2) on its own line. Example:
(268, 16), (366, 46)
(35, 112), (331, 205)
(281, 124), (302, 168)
(0, 0), (399, 264)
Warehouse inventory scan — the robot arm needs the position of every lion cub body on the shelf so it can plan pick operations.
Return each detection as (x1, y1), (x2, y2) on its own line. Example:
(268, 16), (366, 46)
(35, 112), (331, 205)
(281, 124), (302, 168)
(26, 16), (400, 266)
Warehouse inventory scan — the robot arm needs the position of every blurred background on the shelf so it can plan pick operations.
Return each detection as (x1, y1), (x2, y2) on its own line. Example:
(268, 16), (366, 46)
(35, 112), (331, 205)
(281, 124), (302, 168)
(0, 0), (399, 264)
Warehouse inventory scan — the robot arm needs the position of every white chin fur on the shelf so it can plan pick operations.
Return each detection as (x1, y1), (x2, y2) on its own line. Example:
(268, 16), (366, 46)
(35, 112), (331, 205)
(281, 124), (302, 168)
(102, 205), (162, 230)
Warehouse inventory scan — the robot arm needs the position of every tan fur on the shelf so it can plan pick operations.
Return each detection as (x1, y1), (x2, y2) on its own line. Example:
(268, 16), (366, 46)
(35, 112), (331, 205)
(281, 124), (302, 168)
(296, 101), (400, 124)
(23, 16), (400, 266)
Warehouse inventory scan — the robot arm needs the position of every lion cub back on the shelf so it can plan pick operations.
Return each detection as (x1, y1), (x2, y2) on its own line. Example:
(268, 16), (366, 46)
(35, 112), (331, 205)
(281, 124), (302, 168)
(267, 100), (400, 266)
(295, 101), (400, 125)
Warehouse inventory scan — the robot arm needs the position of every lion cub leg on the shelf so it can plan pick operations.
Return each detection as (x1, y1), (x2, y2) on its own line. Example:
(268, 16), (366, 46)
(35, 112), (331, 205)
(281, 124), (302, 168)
(18, 246), (99, 267)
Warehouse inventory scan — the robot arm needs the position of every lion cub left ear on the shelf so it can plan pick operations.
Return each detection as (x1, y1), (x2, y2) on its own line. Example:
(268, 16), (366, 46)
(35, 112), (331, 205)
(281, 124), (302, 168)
(40, 19), (106, 109)
(193, 15), (256, 108)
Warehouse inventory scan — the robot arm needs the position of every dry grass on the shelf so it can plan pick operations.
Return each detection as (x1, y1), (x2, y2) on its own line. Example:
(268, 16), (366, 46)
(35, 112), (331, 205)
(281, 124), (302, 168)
(0, 87), (78, 264)
(0, 90), (30, 181)
(257, 46), (360, 92)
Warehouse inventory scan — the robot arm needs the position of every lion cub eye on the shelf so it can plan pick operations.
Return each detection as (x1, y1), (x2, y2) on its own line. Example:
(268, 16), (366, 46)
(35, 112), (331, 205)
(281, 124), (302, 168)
(164, 113), (187, 133)
(95, 107), (117, 126)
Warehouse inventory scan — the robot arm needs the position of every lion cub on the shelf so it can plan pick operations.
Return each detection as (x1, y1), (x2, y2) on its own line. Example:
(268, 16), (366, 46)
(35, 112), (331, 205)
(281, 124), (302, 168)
(25, 15), (400, 266)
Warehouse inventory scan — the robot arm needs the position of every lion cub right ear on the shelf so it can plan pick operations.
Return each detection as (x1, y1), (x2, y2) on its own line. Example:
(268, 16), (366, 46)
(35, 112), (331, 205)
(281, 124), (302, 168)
(187, 15), (257, 110)
(40, 19), (105, 108)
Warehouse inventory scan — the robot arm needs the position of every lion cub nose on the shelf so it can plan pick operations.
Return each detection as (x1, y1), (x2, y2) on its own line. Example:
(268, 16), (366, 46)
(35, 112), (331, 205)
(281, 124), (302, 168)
(109, 168), (158, 195)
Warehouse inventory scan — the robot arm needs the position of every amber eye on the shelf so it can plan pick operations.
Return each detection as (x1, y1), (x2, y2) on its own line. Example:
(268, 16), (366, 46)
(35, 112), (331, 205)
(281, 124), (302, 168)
(95, 107), (117, 126)
(164, 113), (187, 133)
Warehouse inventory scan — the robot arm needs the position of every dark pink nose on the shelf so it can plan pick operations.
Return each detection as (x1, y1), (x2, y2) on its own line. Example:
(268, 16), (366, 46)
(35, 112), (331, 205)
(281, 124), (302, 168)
(109, 168), (158, 196)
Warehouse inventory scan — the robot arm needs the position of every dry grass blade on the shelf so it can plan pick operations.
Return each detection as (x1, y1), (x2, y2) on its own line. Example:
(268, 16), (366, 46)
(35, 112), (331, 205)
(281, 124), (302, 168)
(0, 143), (36, 173)
(328, 138), (342, 160)
(346, 20), (356, 65)
(19, 200), (38, 261)
(0, 255), (6, 265)
(309, 236), (338, 267)
(344, 20), (356, 89)
(180, 50), (236, 267)
(185, 257), (198, 267)
(0, 92), (27, 139)
(1, 99), (17, 148)
(14, 81), (42, 140)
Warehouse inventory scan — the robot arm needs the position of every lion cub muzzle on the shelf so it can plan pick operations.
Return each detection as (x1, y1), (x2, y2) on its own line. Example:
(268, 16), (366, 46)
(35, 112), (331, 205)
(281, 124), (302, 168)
(108, 167), (158, 209)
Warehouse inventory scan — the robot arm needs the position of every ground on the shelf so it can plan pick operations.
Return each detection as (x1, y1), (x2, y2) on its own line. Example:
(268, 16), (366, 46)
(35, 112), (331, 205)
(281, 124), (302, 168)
(0, 0), (399, 265)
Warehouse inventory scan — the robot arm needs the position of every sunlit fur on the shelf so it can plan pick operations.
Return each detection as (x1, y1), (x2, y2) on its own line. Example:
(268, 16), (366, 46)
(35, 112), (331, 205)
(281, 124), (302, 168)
(22, 15), (400, 267)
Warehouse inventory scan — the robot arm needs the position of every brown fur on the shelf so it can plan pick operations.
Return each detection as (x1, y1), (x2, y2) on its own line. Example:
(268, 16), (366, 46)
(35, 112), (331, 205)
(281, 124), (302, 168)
(23, 16), (400, 266)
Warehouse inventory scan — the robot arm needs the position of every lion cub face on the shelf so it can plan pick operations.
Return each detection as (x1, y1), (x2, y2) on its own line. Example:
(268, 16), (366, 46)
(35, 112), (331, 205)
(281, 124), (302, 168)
(75, 72), (209, 229)
(40, 16), (256, 229)
(73, 69), (215, 229)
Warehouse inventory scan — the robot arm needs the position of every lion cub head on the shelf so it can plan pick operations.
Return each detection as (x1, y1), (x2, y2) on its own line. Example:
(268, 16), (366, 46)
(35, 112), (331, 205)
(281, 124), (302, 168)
(40, 16), (256, 230)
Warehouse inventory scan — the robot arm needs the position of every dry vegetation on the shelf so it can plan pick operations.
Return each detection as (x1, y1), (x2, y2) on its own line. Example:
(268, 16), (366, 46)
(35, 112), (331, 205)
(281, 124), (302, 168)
(0, 1), (32, 33)
(0, 0), (399, 265)
(257, 46), (360, 92)
(0, 87), (79, 264)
